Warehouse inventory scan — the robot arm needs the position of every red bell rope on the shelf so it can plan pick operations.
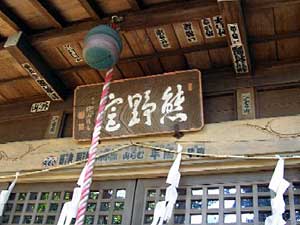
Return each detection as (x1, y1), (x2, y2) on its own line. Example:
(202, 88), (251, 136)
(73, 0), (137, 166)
(74, 68), (114, 225)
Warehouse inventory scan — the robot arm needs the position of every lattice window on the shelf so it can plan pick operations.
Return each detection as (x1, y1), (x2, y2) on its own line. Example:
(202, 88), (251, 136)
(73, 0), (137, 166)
(137, 172), (300, 225)
(1, 181), (135, 225)
(1, 171), (300, 225)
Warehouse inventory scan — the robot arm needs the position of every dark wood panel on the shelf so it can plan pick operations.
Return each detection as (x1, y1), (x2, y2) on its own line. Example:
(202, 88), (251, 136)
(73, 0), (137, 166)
(185, 51), (211, 70)
(250, 42), (277, 63)
(0, 95), (73, 121)
(257, 87), (300, 118)
(204, 94), (236, 123)
(139, 58), (163, 75)
(0, 114), (51, 143)
(160, 55), (187, 72)
(61, 113), (73, 138)
(245, 8), (275, 37)
(117, 62), (144, 78)
(274, 4), (300, 34)
(277, 38), (300, 60)
(209, 47), (232, 67)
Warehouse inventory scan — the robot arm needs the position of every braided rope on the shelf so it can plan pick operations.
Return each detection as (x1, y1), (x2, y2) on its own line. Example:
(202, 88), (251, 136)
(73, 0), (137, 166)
(75, 68), (113, 225)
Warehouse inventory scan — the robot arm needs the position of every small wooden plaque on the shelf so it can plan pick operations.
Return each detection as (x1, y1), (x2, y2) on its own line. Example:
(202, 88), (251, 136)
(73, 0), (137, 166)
(73, 69), (204, 141)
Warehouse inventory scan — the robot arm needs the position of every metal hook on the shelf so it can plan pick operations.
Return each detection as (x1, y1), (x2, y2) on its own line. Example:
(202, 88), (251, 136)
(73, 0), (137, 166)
(173, 124), (184, 139)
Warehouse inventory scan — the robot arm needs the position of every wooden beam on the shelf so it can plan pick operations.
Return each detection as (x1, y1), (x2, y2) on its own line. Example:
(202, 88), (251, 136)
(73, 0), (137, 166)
(2, 60), (300, 116)
(203, 61), (300, 95)
(0, 1), (30, 34)
(31, 0), (219, 45)
(0, 95), (73, 121)
(0, 11), (19, 34)
(29, 0), (65, 28)
(56, 53), (300, 96)
(218, 0), (252, 76)
(4, 32), (67, 101)
(248, 31), (300, 44)
(78, 0), (105, 20)
(58, 41), (228, 75)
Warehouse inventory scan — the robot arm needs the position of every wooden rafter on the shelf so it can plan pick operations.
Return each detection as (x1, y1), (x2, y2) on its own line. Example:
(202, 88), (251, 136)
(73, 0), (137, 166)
(31, 0), (219, 45)
(0, 0), (296, 42)
(218, 0), (252, 76)
(0, 1), (30, 34)
(4, 32), (67, 101)
(29, 0), (65, 28)
(78, 0), (105, 20)
(27, 0), (299, 46)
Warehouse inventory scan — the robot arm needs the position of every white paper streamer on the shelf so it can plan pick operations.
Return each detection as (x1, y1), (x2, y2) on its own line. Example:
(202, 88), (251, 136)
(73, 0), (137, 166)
(57, 164), (88, 225)
(265, 157), (290, 225)
(151, 144), (182, 225)
(0, 172), (19, 216)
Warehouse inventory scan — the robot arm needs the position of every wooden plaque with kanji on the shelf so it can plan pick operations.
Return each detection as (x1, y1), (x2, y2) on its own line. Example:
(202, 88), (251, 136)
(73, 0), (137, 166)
(74, 69), (203, 141)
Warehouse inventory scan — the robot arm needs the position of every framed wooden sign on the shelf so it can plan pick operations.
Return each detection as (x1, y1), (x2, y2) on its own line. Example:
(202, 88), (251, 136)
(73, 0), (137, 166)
(73, 69), (203, 141)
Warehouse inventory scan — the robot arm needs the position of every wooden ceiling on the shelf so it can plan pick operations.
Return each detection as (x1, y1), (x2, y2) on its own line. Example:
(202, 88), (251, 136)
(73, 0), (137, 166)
(0, 0), (300, 104)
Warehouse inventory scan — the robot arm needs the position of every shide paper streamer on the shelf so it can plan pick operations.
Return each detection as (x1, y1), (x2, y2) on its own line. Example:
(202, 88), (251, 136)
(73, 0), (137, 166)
(57, 165), (88, 225)
(0, 172), (19, 217)
(151, 144), (182, 225)
(265, 157), (290, 225)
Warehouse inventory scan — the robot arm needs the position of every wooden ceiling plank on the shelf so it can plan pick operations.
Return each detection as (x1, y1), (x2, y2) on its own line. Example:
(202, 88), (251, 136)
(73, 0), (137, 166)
(0, 76), (32, 86)
(28, 0), (65, 28)
(245, 0), (300, 10)
(218, 0), (252, 75)
(0, 1), (30, 34)
(31, 0), (219, 45)
(4, 32), (67, 101)
(127, 0), (145, 10)
(78, 0), (105, 20)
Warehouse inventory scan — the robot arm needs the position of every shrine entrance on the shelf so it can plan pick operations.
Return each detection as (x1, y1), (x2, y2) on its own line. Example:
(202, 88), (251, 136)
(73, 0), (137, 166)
(2, 170), (299, 225)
